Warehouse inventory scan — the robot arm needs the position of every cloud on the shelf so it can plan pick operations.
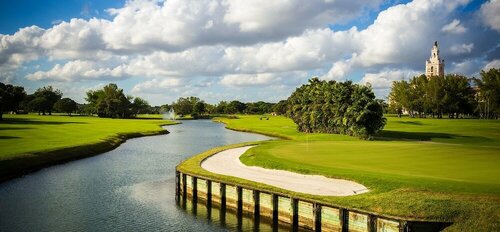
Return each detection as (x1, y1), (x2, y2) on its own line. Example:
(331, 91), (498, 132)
(220, 73), (280, 87)
(483, 59), (500, 71)
(131, 78), (183, 94)
(450, 43), (474, 54)
(442, 19), (467, 34)
(480, 0), (500, 32)
(26, 60), (128, 81)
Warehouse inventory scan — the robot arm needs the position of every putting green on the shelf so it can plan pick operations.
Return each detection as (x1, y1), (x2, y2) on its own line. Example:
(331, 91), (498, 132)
(213, 115), (500, 231)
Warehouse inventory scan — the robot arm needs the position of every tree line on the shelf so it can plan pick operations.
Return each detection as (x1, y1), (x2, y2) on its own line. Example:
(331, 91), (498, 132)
(0, 82), (278, 120)
(388, 68), (499, 119)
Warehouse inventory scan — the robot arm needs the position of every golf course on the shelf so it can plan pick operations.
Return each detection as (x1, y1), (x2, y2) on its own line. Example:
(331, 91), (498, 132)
(178, 115), (500, 231)
(0, 114), (176, 180)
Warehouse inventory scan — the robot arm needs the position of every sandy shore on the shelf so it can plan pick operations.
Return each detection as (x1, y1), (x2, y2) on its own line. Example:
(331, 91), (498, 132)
(201, 146), (369, 196)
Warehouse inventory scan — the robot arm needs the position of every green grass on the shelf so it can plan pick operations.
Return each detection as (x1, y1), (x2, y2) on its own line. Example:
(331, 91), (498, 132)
(0, 114), (176, 180)
(195, 115), (500, 231)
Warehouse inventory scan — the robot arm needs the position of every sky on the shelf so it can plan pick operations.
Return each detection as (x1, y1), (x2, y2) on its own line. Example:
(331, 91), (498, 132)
(0, 0), (499, 105)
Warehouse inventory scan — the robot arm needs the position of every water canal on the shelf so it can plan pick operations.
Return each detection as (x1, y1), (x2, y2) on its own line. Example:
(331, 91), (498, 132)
(0, 120), (296, 232)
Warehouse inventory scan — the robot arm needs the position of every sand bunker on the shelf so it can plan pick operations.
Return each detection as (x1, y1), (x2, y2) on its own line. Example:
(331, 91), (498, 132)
(201, 146), (368, 196)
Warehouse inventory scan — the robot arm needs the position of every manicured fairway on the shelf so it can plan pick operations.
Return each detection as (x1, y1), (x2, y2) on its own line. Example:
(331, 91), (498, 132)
(214, 115), (500, 231)
(0, 114), (175, 160)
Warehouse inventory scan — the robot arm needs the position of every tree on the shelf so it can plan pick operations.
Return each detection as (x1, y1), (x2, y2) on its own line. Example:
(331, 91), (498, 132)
(287, 78), (386, 139)
(474, 68), (500, 119)
(0, 82), (27, 120)
(29, 97), (50, 115)
(86, 83), (132, 118)
(273, 100), (288, 115)
(131, 97), (150, 116)
(192, 101), (206, 115)
(388, 80), (410, 117)
(32, 86), (63, 115)
(226, 100), (246, 114)
(54, 98), (78, 115)
(172, 96), (201, 116)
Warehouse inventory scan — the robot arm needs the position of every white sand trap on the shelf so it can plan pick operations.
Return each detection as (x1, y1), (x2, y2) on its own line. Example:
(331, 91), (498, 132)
(201, 146), (369, 196)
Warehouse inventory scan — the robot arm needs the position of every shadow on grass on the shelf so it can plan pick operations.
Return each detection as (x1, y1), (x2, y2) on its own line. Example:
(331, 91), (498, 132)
(0, 118), (87, 125)
(396, 121), (424, 126)
(0, 127), (32, 130)
(375, 130), (479, 142)
(0, 136), (20, 139)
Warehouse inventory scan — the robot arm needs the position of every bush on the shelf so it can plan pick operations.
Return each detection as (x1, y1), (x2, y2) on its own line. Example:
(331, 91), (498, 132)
(287, 78), (386, 139)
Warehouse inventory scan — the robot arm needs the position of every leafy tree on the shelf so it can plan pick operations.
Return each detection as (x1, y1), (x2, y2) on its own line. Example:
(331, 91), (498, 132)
(0, 82), (27, 120)
(172, 96), (201, 116)
(192, 101), (206, 115)
(131, 97), (151, 116)
(32, 86), (63, 115)
(54, 98), (78, 115)
(86, 83), (132, 118)
(388, 81), (410, 117)
(474, 68), (500, 119)
(226, 100), (246, 114)
(29, 97), (50, 115)
(214, 101), (228, 114)
(273, 100), (288, 115)
(287, 78), (386, 139)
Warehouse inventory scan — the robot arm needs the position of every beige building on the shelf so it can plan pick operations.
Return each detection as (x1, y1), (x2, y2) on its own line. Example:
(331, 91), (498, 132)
(425, 41), (445, 78)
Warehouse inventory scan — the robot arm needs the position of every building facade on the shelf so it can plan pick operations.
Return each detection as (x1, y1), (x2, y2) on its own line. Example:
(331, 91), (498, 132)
(425, 41), (445, 78)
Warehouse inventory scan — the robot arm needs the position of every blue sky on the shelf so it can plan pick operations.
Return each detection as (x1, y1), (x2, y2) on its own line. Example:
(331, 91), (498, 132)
(0, 0), (498, 105)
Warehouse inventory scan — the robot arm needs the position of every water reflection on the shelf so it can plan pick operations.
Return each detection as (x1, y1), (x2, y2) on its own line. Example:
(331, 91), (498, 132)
(177, 195), (312, 232)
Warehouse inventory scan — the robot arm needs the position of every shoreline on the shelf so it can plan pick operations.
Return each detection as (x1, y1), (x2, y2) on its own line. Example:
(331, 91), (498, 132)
(0, 122), (177, 183)
(201, 146), (369, 196)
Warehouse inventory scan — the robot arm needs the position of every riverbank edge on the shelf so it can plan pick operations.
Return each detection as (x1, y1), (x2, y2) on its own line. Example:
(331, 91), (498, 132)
(176, 142), (451, 225)
(0, 121), (179, 183)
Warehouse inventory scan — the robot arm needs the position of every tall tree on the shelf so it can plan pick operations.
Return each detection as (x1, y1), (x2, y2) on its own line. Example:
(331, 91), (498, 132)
(474, 68), (500, 119)
(0, 82), (27, 120)
(32, 86), (63, 115)
(86, 83), (132, 118)
(54, 98), (78, 116)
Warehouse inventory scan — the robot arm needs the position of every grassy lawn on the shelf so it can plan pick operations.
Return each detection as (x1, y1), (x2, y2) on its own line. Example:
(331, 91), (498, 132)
(209, 115), (500, 231)
(0, 114), (176, 179)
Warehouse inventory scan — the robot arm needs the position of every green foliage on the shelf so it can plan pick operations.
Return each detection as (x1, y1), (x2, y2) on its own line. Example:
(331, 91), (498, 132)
(474, 68), (500, 119)
(31, 86), (63, 115)
(287, 78), (386, 139)
(86, 83), (138, 118)
(226, 100), (246, 114)
(0, 82), (26, 120)
(389, 73), (480, 118)
(273, 100), (288, 115)
(54, 98), (78, 115)
(131, 97), (151, 116)
(172, 96), (201, 116)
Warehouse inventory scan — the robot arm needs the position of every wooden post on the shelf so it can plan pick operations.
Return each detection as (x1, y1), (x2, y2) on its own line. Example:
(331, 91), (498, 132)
(220, 183), (226, 210)
(182, 173), (187, 200)
(399, 221), (407, 232)
(272, 194), (279, 226)
(340, 208), (349, 232)
(237, 186), (243, 215)
(313, 203), (321, 232)
(253, 190), (260, 228)
(175, 171), (180, 202)
(206, 180), (212, 207)
(368, 215), (376, 232)
(291, 198), (299, 231)
(192, 176), (198, 202)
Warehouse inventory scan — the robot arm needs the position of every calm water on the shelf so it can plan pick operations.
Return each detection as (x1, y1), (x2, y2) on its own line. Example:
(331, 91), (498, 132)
(0, 120), (292, 232)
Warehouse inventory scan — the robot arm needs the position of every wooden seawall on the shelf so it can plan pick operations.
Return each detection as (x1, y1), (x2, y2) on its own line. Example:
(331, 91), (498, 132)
(175, 171), (450, 232)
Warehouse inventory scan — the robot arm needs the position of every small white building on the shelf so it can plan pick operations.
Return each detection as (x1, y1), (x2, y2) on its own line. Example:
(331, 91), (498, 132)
(425, 41), (445, 78)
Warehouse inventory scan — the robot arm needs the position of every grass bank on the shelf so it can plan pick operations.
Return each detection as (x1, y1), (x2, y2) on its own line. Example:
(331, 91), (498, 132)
(0, 114), (177, 181)
(180, 115), (499, 231)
